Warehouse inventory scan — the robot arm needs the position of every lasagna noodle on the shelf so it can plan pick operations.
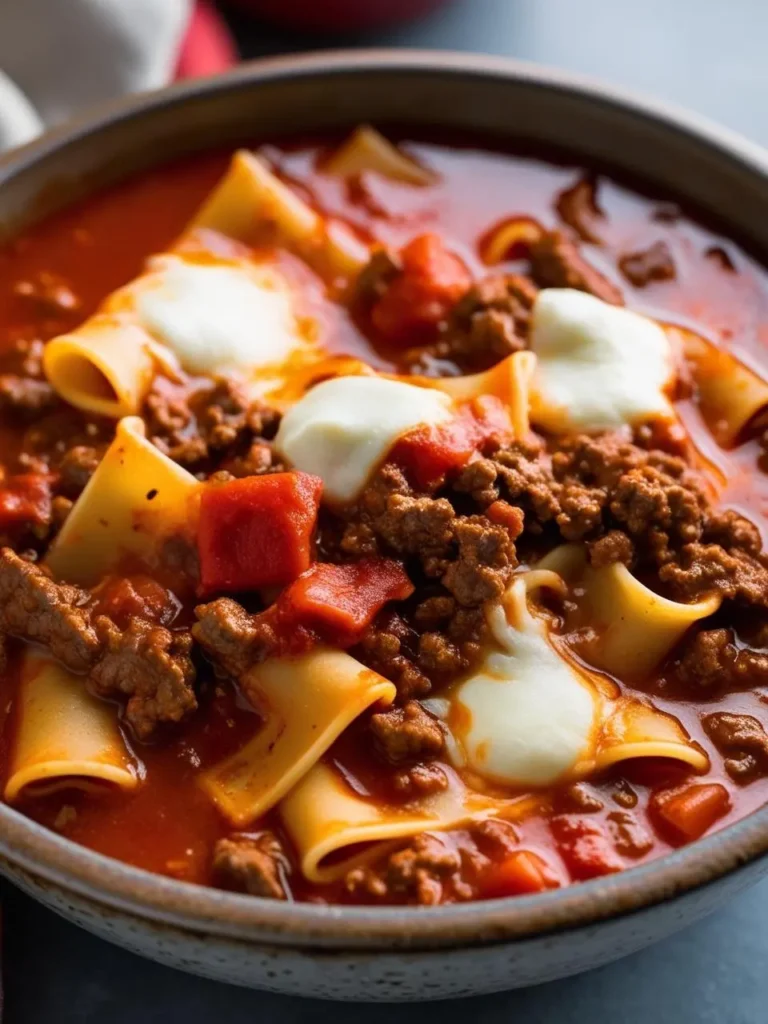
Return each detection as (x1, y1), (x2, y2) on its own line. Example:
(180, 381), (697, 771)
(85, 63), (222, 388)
(443, 570), (707, 790)
(200, 650), (396, 827)
(539, 545), (721, 678)
(189, 150), (369, 282)
(4, 652), (138, 802)
(323, 125), (435, 185)
(674, 326), (768, 445)
(42, 314), (156, 418)
(47, 416), (199, 587)
(280, 762), (541, 884)
(595, 698), (708, 773)
(406, 350), (537, 439)
(481, 217), (544, 265)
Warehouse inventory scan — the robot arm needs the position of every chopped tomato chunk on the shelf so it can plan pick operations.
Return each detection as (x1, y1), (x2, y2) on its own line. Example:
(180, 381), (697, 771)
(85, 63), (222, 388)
(197, 471), (323, 595)
(393, 396), (512, 489)
(652, 782), (731, 842)
(275, 557), (414, 645)
(550, 815), (624, 881)
(370, 233), (471, 343)
(479, 850), (559, 899)
(0, 473), (53, 530)
(92, 574), (180, 628)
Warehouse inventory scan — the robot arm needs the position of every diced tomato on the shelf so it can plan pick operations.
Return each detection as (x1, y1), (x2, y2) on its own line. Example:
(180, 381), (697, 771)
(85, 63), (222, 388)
(0, 473), (53, 530)
(92, 574), (180, 628)
(651, 783), (731, 843)
(370, 233), (471, 343)
(550, 815), (624, 881)
(393, 396), (512, 489)
(275, 557), (414, 645)
(479, 850), (559, 899)
(197, 471), (323, 595)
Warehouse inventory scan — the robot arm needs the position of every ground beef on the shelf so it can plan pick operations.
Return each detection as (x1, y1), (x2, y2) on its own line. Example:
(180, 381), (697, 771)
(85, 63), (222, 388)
(606, 810), (654, 858)
(357, 616), (431, 700)
(0, 338), (59, 420)
(673, 628), (768, 693)
(0, 548), (196, 738)
(355, 248), (403, 305)
(213, 833), (287, 899)
(417, 630), (466, 678)
(90, 618), (196, 741)
(346, 832), (464, 904)
(145, 377), (280, 476)
(703, 712), (768, 783)
(659, 543), (768, 607)
(354, 483), (519, 608)
(587, 530), (635, 568)
(390, 762), (448, 797)
(554, 782), (605, 813)
(435, 273), (537, 371)
(370, 700), (444, 764)
(56, 445), (100, 498)
(442, 515), (517, 605)
(555, 176), (604, 244)
(618, 240), (676, 287)
(529, 230), (624, 305)
(193, 597), (274, 679)
(0, 548), (99, 670)
(0, 375), (57, 418)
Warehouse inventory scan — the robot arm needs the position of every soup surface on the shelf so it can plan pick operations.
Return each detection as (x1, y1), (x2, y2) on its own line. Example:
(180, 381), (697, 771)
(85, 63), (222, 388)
(2, 128), (768, 905)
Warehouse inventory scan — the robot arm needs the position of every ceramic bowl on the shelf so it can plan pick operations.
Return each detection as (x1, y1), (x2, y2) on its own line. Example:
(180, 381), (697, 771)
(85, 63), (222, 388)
(2, 51), (768, 1001)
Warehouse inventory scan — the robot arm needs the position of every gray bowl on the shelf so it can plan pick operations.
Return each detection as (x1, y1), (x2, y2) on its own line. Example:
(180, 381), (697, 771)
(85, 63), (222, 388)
(1, 50), (768, 1001)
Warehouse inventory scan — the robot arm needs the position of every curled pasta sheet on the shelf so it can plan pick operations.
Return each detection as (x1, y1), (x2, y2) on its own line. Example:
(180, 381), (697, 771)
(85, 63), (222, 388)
(4, 651), (139, 803)
(201, 650), (396, 827)
(481, 216), (544, 265)
(323, 125), (436, 186)
(280, 762), (541, 884)
(440, 568), (707, 790)
(539, 544), (722, 679)
(189, 150), (369, 282)
(403, 350), (537, 439)
(42, 314), (156, 418)
(47, 416), (199, 587)
(673, 325), (768, 445)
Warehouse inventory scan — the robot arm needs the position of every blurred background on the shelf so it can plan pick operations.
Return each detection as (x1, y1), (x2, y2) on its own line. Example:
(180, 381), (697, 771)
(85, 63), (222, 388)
(2, 0), (768, 1021)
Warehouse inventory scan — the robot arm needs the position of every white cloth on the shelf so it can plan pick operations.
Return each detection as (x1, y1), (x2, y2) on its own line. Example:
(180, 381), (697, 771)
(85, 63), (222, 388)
(0, 0), (190, 150)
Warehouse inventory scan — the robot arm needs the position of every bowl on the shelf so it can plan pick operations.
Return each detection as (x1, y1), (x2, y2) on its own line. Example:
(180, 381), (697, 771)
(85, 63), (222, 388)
(2, 50), (768, 1001)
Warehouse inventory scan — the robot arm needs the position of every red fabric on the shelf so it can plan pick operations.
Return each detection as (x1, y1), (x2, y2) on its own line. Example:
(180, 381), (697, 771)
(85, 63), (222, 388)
(175, 1), (238, 80)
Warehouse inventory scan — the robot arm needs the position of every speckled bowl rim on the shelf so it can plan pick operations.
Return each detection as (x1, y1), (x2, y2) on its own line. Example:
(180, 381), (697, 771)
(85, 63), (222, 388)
(1, 49), (768, 951)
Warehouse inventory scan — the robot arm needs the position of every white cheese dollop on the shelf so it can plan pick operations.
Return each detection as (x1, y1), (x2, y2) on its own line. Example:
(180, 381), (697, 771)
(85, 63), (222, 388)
(274, 375), (454, 503)
(448, 577), (596, 787)
(530, 288), (674, 431)
(132, 255), (301, 375)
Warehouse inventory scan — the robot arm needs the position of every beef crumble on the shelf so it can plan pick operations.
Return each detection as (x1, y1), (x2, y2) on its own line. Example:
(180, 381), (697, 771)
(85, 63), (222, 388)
(370, 700), (445, 764)
(0, 548), (196, 738)
(529, 230), (624, 305)
(144, 377), (281, 477)
(619, 241), (676, 287)
(703, 712), (768, 783)
(213, 833), (288, 899)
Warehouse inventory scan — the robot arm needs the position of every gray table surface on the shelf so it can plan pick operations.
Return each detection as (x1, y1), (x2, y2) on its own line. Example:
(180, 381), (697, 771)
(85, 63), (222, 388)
(5, 0), (768, 1019)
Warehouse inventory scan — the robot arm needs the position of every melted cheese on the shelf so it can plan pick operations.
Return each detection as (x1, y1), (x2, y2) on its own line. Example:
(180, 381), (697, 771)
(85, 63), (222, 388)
(124, 254), (304, 376)
(447, 578), (596, 787)
(274, 375), (455, 503)
(530, 288), (674, 431)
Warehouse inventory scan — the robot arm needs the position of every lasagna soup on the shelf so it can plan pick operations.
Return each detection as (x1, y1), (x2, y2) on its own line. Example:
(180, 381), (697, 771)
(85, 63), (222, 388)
(2, 127), (768, 905)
